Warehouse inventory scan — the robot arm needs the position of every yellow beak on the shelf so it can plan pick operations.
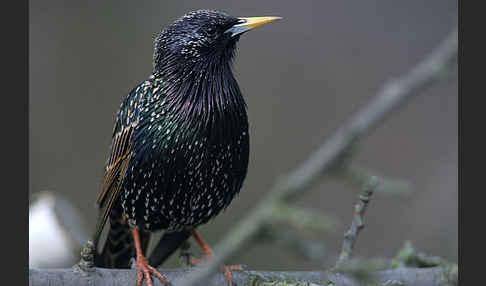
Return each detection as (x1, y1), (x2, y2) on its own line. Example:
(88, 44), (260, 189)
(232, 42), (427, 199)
(225, 16), (282, 37)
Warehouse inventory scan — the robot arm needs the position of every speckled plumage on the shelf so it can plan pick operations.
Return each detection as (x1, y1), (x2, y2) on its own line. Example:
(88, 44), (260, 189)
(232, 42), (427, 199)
(118, 74), (248, 231)
(95, 10), (250, 268)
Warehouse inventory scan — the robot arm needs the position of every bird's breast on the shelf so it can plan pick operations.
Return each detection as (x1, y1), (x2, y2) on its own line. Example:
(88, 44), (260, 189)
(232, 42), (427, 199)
(122, 97), (249, 232)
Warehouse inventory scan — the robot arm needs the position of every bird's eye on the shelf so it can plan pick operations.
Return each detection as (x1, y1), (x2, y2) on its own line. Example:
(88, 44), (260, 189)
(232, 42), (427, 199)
(206, 27), (218, 37)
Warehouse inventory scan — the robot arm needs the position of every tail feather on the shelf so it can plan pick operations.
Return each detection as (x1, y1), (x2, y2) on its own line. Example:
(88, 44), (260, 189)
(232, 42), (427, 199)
(95, 205), (150, 268)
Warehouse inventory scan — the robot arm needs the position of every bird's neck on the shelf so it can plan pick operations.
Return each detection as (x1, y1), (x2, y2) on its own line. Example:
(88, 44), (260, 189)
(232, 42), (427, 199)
(155, 57), (247, 128)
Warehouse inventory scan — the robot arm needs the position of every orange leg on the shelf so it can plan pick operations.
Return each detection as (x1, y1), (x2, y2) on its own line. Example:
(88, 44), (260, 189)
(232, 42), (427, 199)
(132, 228), (169, 286)
(189, 228), (245, 286)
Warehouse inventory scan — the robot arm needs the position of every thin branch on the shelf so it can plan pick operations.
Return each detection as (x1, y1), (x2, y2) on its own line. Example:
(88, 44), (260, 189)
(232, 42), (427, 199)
(29, 266), (457, 286)
(176, 27), (458, 286)
(339, 165), (411, 195)
(336, 176), (380, 267)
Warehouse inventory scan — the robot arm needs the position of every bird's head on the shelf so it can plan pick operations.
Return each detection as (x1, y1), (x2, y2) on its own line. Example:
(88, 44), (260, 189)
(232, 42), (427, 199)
(153, 10), (281, 75)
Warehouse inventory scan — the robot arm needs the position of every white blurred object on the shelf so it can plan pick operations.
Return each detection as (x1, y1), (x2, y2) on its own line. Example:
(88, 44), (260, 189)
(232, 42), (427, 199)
(29, 191), (90, 268)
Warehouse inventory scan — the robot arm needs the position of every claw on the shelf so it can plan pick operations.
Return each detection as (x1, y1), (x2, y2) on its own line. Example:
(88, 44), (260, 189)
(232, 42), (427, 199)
(134, 254), (169, 286)
(189, 228), (247, 285)
(129, 257), (137, 269)
(182, 231), (245, 286)
(132, 227), (170, 286)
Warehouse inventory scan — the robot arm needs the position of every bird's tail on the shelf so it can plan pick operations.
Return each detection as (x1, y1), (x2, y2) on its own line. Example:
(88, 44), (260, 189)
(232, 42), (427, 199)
(94, 205), (150, 268)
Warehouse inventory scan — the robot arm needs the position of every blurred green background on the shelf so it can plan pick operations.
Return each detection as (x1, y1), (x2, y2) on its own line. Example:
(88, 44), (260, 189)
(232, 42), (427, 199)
(29, 0), (457, 269)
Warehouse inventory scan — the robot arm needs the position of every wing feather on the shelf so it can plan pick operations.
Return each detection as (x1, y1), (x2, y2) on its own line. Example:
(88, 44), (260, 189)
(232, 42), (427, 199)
(94, 125), (134, 243)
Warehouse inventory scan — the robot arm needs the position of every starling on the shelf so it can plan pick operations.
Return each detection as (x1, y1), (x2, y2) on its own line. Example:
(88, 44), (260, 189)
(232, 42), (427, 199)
(93, 9), (280, 286)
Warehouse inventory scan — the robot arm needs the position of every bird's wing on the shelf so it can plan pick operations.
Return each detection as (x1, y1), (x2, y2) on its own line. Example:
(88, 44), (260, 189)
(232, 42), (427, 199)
(94, 124), (134, 243)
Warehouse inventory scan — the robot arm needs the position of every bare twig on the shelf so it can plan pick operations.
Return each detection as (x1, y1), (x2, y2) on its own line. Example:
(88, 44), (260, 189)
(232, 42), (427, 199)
(336, 176), (380, 267)
(177, 27), (457, 286)
(340, 165), (411, 195)
(29, 266), (457, 286)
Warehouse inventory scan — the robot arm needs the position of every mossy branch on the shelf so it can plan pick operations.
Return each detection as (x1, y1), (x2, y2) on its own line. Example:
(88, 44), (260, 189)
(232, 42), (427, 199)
(29, 266), (457, 286)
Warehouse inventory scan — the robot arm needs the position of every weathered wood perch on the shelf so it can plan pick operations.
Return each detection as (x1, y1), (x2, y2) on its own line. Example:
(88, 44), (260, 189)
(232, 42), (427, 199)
(29, 266), (457, 286)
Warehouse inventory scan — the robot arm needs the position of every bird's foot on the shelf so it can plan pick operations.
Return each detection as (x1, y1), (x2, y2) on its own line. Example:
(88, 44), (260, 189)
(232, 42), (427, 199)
(188, 228), (246, 285)
(181, 251), (246, 286)
(132, 253), (170, 286)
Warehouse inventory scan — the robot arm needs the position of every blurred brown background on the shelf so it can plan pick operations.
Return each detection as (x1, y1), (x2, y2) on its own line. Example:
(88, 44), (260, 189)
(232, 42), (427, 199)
(29, 0), (457, 269)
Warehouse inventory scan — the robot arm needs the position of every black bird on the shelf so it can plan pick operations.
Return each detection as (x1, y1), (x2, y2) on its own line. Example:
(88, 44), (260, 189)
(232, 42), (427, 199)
(94, 10), (280, 286)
